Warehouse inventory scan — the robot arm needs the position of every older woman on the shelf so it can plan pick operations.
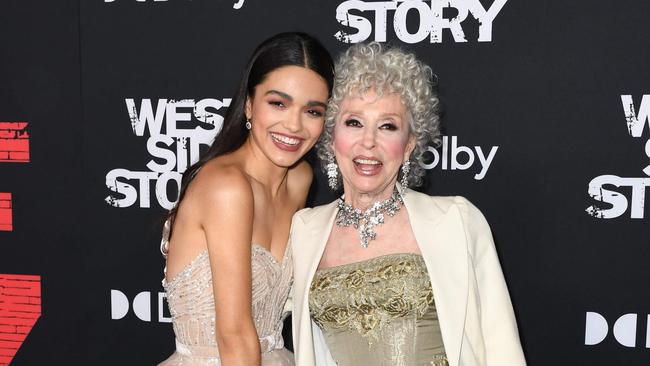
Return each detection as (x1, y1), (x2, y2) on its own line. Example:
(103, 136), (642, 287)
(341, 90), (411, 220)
(290, 43), (526, 366)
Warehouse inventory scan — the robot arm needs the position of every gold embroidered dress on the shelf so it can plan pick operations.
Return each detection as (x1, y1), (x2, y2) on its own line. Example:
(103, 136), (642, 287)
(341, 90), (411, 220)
(309, 253), (448, 366)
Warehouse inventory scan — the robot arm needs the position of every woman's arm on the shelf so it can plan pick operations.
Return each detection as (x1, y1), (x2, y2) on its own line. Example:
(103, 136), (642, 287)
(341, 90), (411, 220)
(194, 168), (261, 366)
(458, 197), (527, 366)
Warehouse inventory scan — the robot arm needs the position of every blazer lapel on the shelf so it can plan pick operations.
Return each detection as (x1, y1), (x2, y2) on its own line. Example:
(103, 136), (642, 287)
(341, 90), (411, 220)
(402, 188), (468, 366)
(292, 201), (338, 365)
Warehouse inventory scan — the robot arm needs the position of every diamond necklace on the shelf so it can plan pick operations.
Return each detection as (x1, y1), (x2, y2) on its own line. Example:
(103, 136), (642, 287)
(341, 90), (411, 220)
(335, 188), (404, 248)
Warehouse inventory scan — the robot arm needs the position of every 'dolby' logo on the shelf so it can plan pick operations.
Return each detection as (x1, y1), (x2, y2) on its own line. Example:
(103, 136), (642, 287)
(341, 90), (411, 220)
(419, 136), (498, 180)
(110, 289), (171, 323)
(585, 312), (650, 348)
(586, 94), (650, 219)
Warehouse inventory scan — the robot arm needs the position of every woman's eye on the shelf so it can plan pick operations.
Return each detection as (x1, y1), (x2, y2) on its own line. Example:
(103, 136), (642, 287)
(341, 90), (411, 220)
(307, 109), (324, 118)
(344, 118), (362, 127)
(269, 100), (285, 108)
(380, 123), (398, 131)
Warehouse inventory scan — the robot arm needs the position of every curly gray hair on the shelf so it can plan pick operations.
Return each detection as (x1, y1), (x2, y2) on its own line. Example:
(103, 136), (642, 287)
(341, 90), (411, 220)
(317, 42), (440, 189)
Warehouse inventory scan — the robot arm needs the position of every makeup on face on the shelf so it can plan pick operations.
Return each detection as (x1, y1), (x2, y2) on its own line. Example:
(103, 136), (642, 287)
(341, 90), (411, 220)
(246, 66), (329, 167)
(333, 90), (415, 197)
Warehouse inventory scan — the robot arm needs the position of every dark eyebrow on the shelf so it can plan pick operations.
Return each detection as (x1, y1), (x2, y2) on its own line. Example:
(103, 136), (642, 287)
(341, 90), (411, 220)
(307, 101), (328, 109)
(265, 90), (327, 109)
(265, 89), (292, 100)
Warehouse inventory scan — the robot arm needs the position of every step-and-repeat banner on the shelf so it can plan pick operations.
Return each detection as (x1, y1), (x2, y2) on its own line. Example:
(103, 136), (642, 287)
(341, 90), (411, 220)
(1, 1), (649, 365)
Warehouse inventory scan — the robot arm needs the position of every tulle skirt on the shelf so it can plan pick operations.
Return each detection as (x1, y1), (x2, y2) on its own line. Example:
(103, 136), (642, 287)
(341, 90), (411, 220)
(158, 347), (294, 366)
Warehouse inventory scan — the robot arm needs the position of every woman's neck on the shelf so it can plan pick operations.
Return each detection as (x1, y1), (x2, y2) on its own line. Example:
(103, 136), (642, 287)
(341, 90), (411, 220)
(240, 138), (289, 197)
(343, 179), (398, 211)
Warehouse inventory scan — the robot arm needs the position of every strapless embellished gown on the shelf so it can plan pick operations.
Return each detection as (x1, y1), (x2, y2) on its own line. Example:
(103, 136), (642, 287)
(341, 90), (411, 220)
(158, 223), (294, 365)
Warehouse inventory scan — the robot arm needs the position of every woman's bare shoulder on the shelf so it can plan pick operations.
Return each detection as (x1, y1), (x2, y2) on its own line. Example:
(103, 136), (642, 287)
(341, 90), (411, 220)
(185, 158), (254, 212)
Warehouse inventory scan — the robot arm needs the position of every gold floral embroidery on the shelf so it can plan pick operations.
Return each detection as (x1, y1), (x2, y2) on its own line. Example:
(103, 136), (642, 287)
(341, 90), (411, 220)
(431, 353), (449, 366)
(309, 253), (434, 342)
(343, 269), (366, 288)
(382, 294), (414, 317)
(311, 274), (332, 291)
(417, 289), (434, 315)
(395, 259), (414, 275)
(319, 305), (353, 325)
(376, 264), (395, 280)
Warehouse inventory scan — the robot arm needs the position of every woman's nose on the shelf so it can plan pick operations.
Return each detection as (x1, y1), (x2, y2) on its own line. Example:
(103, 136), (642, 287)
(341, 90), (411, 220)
(283, 110), (303, 133)
(361, 129), (376, 149)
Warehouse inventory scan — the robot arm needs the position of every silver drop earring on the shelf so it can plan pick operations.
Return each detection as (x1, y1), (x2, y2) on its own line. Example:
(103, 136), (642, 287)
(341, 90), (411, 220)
(326, 153), (339, 190)
(400, 160), (411, 189)
(245, 119), (252, 130)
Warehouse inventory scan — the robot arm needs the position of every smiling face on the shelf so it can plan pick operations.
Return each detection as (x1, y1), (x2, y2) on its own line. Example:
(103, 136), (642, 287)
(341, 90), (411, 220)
(245, 65), (329, 168)
(333, 89), (416, 198)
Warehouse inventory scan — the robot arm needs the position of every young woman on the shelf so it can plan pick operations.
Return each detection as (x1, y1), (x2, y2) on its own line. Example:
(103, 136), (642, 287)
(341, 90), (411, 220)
(158, 32), (333, 366)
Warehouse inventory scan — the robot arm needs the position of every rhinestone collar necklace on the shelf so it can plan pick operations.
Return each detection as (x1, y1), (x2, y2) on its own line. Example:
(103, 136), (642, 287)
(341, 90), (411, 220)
(335, 188), (404, 248)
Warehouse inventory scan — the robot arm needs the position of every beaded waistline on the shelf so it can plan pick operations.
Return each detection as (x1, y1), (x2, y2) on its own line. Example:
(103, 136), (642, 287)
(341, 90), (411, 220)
(174, 331), (284, 358)
(175, 339), (220, 359)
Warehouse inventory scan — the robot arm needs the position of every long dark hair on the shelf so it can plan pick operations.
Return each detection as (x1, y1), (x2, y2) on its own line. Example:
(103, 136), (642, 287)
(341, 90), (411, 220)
(167, 32), (334, 225)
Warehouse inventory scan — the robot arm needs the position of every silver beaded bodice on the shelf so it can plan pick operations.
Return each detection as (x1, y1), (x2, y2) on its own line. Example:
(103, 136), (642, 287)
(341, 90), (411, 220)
(158, 221), (294, 365)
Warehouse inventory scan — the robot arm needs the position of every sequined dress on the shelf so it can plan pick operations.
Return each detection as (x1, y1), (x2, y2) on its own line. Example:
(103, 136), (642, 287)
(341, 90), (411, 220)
(158, 222), (294, 365)
(309, 253), (448, 366)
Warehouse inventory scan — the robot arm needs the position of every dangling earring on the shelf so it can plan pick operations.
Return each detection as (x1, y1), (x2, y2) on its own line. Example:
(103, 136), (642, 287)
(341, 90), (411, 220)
(245, 118), (252, 130)
(400, 160), (411, 189)
(326, 152), (339, 190)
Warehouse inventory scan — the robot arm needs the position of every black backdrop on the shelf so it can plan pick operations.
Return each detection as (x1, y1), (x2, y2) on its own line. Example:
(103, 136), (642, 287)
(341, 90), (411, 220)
(1, 1), (649, 365)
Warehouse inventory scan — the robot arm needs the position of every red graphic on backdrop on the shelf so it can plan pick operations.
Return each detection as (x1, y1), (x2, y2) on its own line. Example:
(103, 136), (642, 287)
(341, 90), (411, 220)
(0, 194), (10, 232)
(0, 123), (29, 163)
(0, 274), (41, 366)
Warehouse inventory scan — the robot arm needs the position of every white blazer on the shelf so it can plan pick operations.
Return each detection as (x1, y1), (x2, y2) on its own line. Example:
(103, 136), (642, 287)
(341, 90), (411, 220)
(290, 187), (527, 366)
